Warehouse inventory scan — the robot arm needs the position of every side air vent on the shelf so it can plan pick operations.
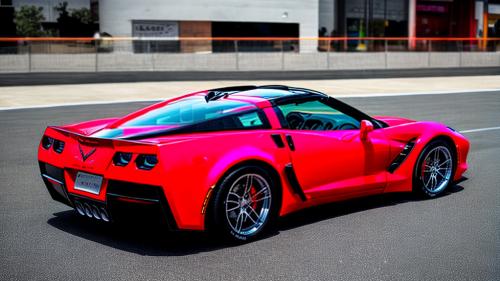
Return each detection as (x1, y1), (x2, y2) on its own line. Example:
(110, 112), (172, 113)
(388, 140), (416, 173)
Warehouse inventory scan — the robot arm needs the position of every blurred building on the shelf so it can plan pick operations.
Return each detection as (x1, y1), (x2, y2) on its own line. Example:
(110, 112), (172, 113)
(0, 0), (95, 37)
(99, 0), (317, 52)
(1, 0), (499, 52)
(9, 0), (89, 22)
(482, 0), (500, 37)
(0, 0), (16, 37)
(99, 0), (500, 53)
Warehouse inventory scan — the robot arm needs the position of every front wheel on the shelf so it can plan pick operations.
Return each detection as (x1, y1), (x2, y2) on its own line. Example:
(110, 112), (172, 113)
(413, 140), (455, 197)
(208, 165), (280, 242)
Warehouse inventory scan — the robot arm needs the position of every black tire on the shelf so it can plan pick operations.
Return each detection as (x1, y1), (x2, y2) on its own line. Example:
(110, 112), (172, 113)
(413, 139), (455, 198)
(207, 165), (281, 242)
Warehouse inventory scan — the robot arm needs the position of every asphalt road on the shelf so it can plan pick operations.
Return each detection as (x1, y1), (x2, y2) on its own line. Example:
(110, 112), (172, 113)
(0, 91), (499, 281)
(1, 67), (500, 86)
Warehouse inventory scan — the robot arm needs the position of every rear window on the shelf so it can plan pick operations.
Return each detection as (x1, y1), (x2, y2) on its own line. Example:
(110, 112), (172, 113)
(121, 97), (257, 127)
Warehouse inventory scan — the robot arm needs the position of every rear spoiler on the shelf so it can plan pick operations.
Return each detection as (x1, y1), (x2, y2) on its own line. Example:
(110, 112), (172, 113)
(46, 126), (158, 149)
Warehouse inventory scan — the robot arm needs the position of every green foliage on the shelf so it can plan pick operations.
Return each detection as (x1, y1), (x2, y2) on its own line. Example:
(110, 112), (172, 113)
(56, 1), (92, 24)
(56, 1), (95, 37)
(14, 5), (46, 37)
(55, 2), (69, 20)
(71, 8), (92, 25)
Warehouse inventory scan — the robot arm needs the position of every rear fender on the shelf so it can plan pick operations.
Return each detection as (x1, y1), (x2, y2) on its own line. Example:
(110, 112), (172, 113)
(204, 146), (301, 222)
(156, 131), (300, 230)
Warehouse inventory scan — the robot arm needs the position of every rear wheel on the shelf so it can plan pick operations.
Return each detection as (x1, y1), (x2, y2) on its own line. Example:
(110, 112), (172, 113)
(414, 140), (455, 197)
(208, 165), (280, 242)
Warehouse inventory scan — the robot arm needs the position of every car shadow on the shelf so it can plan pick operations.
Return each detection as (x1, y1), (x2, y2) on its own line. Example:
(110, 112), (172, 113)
(279, 184), (464, 231)
(47, 184), (464, 256)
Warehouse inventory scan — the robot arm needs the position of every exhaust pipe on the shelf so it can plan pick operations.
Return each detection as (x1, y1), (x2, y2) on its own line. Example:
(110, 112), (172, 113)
(83, 203), (93, 218)
(91, 205), (101, 220)
(74, 201), (85, 216)
(73, 200), (110, 222)
(99, 207), (110, 222)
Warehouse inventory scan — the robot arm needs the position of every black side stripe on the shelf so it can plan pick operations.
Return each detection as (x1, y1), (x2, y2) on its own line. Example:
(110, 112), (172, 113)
(387, 139), (416, 173)
(285, 135), (295, 151)
(270, 134), (285, 148)
(284, 163), (307, 201)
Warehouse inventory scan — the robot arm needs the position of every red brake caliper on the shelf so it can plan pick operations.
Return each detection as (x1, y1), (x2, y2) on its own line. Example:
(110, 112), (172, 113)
(421, 158), (428, 180)
(250, 186), (258, 209)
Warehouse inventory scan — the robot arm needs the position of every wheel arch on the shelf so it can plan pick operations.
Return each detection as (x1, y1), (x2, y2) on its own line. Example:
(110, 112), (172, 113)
(204, 158), (283, 230)
(411, 134), (458, 192)
(422, 134), (458, 168)
(385, 131), (459, 194)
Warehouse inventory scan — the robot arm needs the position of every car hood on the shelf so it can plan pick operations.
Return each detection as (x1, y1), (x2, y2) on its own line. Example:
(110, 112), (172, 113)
(374, 116), (416, 126)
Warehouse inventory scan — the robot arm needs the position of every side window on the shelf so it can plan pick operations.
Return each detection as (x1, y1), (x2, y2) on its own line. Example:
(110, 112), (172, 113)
(276, 100), (360, 130)
(237, 111), (264, 128)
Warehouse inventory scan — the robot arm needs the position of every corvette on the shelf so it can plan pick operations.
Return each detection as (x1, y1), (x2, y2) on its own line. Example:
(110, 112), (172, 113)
(38, 85), (469, 241)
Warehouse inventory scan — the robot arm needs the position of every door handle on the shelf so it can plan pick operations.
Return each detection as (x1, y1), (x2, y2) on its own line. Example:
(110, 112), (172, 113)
(285, 134), (295, 151)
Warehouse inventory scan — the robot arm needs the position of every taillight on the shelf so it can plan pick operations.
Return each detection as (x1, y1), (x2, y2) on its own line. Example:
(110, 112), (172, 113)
(135, 154), (158, 170)
(53, 139), (65, 153)
(113, 152), (133, 166)
(41, 136), (54, 149)
(41, 136), (65, 153)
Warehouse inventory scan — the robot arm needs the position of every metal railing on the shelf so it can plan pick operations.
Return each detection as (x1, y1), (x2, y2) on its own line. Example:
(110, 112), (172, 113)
(1, 37), (500, 53)
(0, 37), (499, 73)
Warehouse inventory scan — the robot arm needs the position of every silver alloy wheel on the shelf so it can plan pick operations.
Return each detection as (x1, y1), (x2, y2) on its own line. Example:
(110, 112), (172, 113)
(225, 173), (272, 236)
(421, 145), (453, 194)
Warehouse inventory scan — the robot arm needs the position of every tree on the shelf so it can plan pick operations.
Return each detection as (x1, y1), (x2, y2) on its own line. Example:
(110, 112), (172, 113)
(56, 2), (95, 37)
(71, 8), (92, 25)
(14, 5), (46, 37)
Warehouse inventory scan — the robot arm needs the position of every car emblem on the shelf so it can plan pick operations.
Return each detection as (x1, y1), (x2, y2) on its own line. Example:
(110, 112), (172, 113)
(79, 144), (96, 162)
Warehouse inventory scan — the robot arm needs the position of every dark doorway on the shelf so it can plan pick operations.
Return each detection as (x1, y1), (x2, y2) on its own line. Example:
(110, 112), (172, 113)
(211, 21), (299, 52)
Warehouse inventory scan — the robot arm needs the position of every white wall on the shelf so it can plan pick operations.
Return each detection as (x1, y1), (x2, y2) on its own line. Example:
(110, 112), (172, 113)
(99, 0), (319, 52)
(3, 51), (500, 73)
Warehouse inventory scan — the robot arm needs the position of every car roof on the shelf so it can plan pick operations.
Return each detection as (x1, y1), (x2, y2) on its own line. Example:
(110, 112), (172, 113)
(204, 85), (328, 106)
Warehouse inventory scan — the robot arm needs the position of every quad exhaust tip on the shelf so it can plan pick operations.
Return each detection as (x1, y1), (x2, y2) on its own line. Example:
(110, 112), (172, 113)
(75, 201), (85, 216)
(83, 203), (93, 218)
(74, 200), (110, 222)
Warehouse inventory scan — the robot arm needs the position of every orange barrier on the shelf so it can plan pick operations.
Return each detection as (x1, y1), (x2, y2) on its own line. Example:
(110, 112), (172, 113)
(0, 37), (500, 42)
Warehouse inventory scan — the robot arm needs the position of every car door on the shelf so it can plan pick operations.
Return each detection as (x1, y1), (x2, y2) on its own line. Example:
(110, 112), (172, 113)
(274, 97), (391, 199)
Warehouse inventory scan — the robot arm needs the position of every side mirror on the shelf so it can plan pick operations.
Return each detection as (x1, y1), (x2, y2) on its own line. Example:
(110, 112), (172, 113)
(360, 120), (374, 140)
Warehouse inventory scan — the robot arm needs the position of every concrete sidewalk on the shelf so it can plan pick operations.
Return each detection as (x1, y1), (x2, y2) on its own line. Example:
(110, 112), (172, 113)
(1, 75), (500, 109)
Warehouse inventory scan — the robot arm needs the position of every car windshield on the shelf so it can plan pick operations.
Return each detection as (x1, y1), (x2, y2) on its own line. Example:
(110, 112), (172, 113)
(121, 96), (257, 127)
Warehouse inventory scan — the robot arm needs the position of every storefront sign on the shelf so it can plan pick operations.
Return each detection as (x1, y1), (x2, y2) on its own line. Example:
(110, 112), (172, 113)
(417, 5), (448, 13)
(132, 21), (179, 38)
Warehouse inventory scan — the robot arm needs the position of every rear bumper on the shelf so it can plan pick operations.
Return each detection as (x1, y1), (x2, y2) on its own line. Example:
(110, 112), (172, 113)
(39, 161), (178, 230)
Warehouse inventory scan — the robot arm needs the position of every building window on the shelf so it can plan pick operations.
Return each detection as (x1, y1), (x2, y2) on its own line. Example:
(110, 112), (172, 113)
(1, 0), (13, 6)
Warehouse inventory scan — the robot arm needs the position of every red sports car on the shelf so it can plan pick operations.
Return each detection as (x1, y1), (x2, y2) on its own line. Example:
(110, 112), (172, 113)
(38, 85), (469, 241)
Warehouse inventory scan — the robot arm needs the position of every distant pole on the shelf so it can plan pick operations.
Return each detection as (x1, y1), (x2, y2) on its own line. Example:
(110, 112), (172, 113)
(364, 0), (369, 38)
(234, 40), (239, 71)
(384, 0), (387, 37)
(94, 32), (100, 72)
(482, 0), (489, 50)
(28, 41), (32, 73)
(408, 0), (417, 50)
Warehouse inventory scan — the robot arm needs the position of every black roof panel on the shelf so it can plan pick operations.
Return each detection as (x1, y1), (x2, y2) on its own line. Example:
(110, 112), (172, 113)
(233, 88), (294, 99)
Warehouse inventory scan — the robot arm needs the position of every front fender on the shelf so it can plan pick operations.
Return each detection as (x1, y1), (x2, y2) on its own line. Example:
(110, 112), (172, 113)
(383, 121), (469, 193)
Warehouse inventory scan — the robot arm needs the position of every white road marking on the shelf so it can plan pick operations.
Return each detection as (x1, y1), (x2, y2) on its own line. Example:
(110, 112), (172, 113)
(0, 99), (162, 111)
(334, 88), (500, 98)
(460, 126), (500, 134)
(0, 88), (499, 111)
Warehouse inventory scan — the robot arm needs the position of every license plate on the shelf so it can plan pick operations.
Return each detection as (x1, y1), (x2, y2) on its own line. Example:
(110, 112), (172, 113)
(74, 172), (103, 195)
